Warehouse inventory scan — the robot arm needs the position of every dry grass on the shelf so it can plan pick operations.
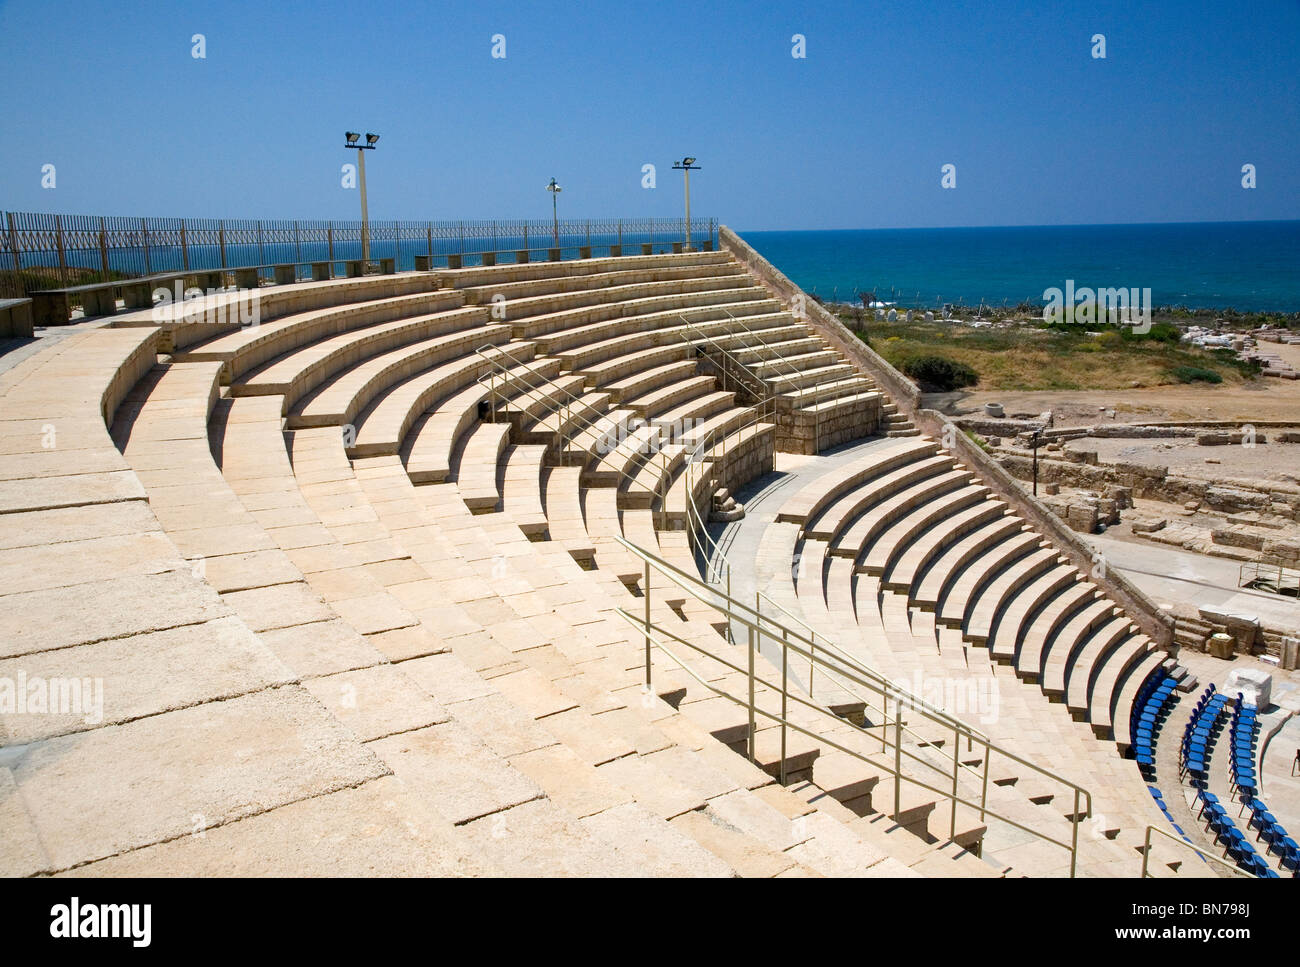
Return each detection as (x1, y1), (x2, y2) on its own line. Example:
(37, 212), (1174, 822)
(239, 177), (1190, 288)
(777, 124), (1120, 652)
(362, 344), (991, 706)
(855, 320), (1255, 392)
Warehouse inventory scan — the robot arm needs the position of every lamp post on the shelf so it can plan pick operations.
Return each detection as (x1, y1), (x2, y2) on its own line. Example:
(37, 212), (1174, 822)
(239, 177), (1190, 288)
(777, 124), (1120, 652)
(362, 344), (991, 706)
(344, 132), (380, 262)
(1031, 427), (1043, 496)
(546, 178), (562, 248)
(672, 157), (700, 251)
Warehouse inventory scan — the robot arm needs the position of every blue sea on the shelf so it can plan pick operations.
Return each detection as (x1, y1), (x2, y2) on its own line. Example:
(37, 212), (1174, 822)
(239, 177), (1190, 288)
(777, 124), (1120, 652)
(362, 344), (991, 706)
(740, 221), (1300, 314)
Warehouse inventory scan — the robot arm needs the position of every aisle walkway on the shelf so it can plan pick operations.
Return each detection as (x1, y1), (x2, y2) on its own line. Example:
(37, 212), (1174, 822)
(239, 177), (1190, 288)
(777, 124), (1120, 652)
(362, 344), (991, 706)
(1087, 533), (1300, 633)
(705, 437), (898, 685)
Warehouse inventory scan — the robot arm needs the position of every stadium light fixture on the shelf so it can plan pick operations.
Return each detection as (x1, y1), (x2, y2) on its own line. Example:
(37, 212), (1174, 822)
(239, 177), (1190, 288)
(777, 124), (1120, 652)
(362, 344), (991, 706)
(343, 130), (380, 262)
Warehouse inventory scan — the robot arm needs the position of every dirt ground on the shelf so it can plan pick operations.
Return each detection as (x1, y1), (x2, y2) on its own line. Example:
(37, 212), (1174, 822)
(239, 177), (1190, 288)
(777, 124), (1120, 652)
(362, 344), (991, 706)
(930, 341), (1300, 426)
(1062, 435), (1300, 486)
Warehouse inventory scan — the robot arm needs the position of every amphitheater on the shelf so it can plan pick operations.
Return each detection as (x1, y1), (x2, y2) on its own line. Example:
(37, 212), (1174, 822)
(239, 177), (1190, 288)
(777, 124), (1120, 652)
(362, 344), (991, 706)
(2, 226), (1283, 878)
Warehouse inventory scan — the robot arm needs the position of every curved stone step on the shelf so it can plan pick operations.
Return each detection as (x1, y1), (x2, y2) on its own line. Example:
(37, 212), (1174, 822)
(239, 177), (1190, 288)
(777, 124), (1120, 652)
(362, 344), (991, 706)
(859, 485), (993, 577)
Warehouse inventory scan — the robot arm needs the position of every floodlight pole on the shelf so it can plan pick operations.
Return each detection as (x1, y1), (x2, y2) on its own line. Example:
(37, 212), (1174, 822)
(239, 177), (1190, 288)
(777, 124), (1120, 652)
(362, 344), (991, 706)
(546, 178), (562, 247)
(357, 148), (370, 262)
(683, 166), (691, 250)
(345, 132), (379, 263)
(672, 158), (700, 251)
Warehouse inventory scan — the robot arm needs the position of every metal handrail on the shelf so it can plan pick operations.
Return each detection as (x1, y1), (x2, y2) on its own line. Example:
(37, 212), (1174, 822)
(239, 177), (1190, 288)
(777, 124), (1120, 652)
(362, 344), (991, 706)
(669, 386), (1011, 823)
(473, 343), (678, 522)
(676, 431), (991, 751)
(671, 397), (778, 525)
(625, 528), (988, 748)
(1238, 559), (1299, 594)
(681, 323), (778, 402)
(667, 342), (1011, 775)
(620, 607), (1088, 875)
(717, 307), (866, 448)
(1140, 825), (1256, 879)
(615, 534), (1095, 874)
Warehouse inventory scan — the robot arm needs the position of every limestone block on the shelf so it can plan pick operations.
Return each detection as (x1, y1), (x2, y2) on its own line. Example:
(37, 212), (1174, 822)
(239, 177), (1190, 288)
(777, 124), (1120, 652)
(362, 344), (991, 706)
(1261, 537), (1300, 566)
(1223, 668), (1272, 708)
(1065, 502), (1098, 533)
(1210, 528), (1265, 551)
(1130, 517), (1167, 534)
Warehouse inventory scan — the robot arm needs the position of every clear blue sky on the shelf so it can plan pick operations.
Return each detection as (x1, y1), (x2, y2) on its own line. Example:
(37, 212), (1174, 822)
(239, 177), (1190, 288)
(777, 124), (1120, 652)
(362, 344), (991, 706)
(2, 0), (1296, 229)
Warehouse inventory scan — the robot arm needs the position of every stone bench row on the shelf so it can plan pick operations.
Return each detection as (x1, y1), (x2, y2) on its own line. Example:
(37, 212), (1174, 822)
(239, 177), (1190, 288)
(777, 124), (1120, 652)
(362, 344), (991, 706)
(31, 258), (400, 326)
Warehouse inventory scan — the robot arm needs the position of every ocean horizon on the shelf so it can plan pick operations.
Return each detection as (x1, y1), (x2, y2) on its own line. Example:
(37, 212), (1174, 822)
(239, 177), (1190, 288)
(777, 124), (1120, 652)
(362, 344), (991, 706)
(737, 221), (1300, 314)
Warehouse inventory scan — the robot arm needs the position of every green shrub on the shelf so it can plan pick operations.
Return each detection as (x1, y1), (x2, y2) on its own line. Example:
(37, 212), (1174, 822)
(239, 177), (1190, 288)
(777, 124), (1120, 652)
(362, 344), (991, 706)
(1208, 347), (1262, 377)
(900, 354), (978, 392)
(1170, 366), (1222, 384)
(1121, 321), (1182, 344)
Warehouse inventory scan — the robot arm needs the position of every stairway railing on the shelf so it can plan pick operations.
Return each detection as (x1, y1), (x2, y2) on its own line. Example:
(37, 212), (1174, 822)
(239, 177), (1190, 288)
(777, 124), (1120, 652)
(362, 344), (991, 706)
(616, 536), (1094, 876)
(680, 322), (777, 404)
(474, 343), (678, 524)
(1140, 825), (1255, 878)
(1238, 559), (1300, 596)
(714, 306), (871, 450)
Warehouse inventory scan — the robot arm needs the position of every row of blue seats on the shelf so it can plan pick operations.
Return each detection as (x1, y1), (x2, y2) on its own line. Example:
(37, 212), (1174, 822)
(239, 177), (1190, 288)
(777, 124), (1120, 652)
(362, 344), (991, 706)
(1133, 675), (1178, 780)
(1136, 679), (1207, 866)
(1178, 684), (1229, 787)
(1167, 684), (1292, 878)
(1227, 699), (1298, 877)
(1228, 699), (1259, 802)
(1198, 791), (1293, 877)
(1148, 785), (1195, 846)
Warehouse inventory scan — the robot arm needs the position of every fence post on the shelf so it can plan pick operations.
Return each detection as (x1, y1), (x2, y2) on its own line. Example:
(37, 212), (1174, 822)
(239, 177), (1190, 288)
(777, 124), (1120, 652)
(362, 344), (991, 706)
(327, 223), (334, 263)
(980, 745), (990, 821)
(894, 690), (903, 822)
(951, 724), (960, 841)
(643, 559), (652, 688)
(747, 620), (757, 763)
(141, 218), (151, 275)
(257, 221), (264, 266)
(54, 214), (68, 281)
(523, 223), (528, 253)
(1070, 789), (1080, 878)
(618, 219), (623, 248)
(394, 220), (401, 270)
(780, 628), (789, 785)
(218, 220), (227, 268)
(7, 212), (22, 277)
(180, 219), (189, 271)
(426, 222), (432, 258)
(98, 217), (110, 280)
(294, 220), (301, 263)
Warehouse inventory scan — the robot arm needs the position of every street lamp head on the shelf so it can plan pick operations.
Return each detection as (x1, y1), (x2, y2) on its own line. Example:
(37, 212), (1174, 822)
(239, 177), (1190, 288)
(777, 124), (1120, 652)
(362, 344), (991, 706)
(365, 133), (380, 145)
(345, 131), (360, 144)
(546, 178), (562, 193)
(683, 157), (696, 166)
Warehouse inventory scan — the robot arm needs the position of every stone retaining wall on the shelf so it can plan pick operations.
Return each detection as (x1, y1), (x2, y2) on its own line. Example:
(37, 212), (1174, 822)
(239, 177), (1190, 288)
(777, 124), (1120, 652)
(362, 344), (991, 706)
(777, 395), (882, 455)
(722, 226), (1176, 650)
(993, 452), (1300, 521)
(719, 227), (917, 414)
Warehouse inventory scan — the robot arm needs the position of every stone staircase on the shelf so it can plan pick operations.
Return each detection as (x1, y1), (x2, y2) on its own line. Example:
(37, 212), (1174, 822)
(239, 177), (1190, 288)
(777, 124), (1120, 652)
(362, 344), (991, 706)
(0, 244), (1194, 877)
